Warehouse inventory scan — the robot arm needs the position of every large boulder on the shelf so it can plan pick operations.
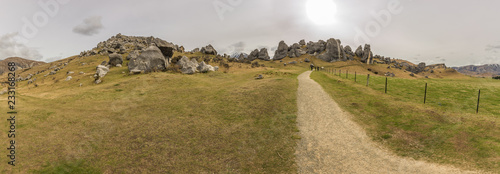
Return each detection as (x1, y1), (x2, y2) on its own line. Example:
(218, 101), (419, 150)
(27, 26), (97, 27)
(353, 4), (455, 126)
(158, 46), (174, 63)
(306, 40), (326, 54)
(318, 38), (346, 62)
(247, 49), (260, 61)
(288, 43), (306, 58)
(126, 50), (140, 60)
(273, 41), (289, 60)
(176, 56), (198, 74)
(299, 39), (306, 46)
(257, 48), (270, 60)
(362, 44), (373, 64)
(94, 65), (109, 84)
(128, 45), (167, 73)
(108, 53), (123, 67)
(197, 61), (215, 73)
(355, 45), (364, 57)
(201, 44), (217, 55)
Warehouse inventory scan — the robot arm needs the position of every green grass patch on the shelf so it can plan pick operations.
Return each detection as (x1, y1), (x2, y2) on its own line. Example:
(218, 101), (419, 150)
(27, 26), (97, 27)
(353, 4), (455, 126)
(311, 71), (500, 173)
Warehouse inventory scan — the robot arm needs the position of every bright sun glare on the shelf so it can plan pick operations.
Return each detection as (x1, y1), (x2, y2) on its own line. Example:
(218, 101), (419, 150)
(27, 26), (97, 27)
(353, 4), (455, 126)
(306, 0), (337, 25)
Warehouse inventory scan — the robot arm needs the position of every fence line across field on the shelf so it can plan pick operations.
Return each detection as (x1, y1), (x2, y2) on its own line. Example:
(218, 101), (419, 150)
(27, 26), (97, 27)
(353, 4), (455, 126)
(317, 68), (485, 114)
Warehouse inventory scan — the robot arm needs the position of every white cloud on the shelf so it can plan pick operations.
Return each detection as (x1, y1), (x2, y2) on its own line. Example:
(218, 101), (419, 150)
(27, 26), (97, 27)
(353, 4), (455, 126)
(0, 33), (43, 60)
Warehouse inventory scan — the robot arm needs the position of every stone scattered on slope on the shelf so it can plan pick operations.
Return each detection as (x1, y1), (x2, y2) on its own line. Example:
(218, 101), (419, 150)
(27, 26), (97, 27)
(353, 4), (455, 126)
(94, 65), (109, 84)
(288, 43), (306, 58)
(201, 44), (217, 55)
(108, 53), (123, 67)
(177, 56), (198, 74)
(362, 44), (373, 64)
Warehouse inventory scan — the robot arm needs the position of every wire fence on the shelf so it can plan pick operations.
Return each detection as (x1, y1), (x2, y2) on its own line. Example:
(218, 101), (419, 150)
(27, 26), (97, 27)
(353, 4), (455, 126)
(316, 67), (499, 115)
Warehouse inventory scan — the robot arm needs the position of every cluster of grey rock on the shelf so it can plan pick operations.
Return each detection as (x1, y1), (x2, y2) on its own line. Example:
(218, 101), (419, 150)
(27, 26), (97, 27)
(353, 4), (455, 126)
(176, 56), (218, 74)
(128, 44), (171, 73)
(271, 39), (373, 64)
(247, 48), (270, 61)
(79, 33), (185, 57)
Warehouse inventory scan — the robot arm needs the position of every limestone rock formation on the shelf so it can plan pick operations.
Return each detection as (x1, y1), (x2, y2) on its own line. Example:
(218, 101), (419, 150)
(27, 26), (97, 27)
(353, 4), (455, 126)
(128, 45), (167, 73)
(108, 53), (123, 67)
(306, 40), (326, 54)
(355, 45), (364, 57)
(126, 50), (140, 60)
(258, 48), (270, 60)
(176, 56), (198, 74)
(361, 44), (373, 64)
(197, 61), (215, 73)
(247, 49), (260, 61)
(273, 41), (289, 60)
(201, 44), (217, 55)
(288, 43), (306, 58)
(94, 65), (109, 84)
(318, 38), (346, 62)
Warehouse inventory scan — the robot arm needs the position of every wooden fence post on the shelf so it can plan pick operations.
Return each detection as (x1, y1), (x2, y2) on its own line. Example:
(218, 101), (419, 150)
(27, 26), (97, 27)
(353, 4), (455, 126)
(385, 77), (388, 94)
(424, 83), (428, 104)
(366, 74), (370, 86)
(355, 72), (357, 82)
(346, 70), (348, 79)
(477, 89), (481, 114)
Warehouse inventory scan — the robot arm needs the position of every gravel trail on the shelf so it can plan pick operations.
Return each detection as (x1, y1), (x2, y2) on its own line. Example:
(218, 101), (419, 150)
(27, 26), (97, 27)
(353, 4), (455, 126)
(295, 71), (480, 174)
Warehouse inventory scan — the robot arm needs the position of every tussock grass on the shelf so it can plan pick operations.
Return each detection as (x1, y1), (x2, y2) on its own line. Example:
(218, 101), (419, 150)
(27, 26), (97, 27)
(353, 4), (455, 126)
(311, 71), (500, 173)
(0, 53), (306, 173)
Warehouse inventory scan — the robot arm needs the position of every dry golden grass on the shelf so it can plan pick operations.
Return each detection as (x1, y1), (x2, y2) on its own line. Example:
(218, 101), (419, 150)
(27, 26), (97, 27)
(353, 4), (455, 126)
(0, 53), (306, 173)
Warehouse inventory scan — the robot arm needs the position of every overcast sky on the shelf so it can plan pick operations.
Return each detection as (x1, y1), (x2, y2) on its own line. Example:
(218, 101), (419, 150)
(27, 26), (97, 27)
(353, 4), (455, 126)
(1, 0), (499, 67)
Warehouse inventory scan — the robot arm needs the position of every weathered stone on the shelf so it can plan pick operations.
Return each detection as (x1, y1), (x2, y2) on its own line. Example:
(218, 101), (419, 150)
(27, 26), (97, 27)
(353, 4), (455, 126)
(108, 53), (123, 67)
(176, 56), (198, 74)
(361, 44), (373, 64)
(255, 74), (263, 79)
(299, 39), (306, 46)
(66, 76), (72, 81)
(355, 45), (363, 57)
(128, 45), (167, 73)
(258, 48), (270, 60)
(201, 44), (217, 55)
(306, 40), (326, 54)
(318, 38), (346, 62)
(304, 58), (311, 62)
(94, 65), (109, 84)
(126, 50), (140, 60)
(273, 41), (289, 60)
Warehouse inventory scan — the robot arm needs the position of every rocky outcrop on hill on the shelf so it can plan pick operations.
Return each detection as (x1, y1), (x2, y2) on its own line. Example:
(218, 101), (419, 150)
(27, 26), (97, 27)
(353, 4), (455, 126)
(318, 38), (346, 62)
(361, 44), (373, 64)
(288, 43), (306, 58)
(258, 48), (271, 60)
(306, 40), (326, 55)
(273, 41), (289, 60)
(108, 53), (123, 67)
(355, 45), (363, 57)
(128, 45), (168, 73)
(79, 33), (181, 57)
(248, 48), (271, 61)
(201, 44), (217, 55)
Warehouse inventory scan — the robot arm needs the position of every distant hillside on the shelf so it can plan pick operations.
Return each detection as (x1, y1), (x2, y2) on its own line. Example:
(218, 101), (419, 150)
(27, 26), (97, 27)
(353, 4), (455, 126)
(451, 64), (500, 77)
(0, 57), (46, 75)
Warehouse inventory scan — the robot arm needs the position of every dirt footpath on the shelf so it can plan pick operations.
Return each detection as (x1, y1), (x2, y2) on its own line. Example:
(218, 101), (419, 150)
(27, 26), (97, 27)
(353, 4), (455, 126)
(295, 71), (480, 174)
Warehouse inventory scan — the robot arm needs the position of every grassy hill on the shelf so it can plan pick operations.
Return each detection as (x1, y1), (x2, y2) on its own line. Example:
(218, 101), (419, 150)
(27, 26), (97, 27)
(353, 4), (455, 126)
(1, 50), (497, 173)
(311, 69), (500, 173)
(0, 53), (308, 173)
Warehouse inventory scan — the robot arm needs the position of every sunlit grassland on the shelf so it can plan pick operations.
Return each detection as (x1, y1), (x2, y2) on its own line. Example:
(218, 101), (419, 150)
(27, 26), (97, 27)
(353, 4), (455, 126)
(311, 71), (500, 173)
(0, 54), (308, 173)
